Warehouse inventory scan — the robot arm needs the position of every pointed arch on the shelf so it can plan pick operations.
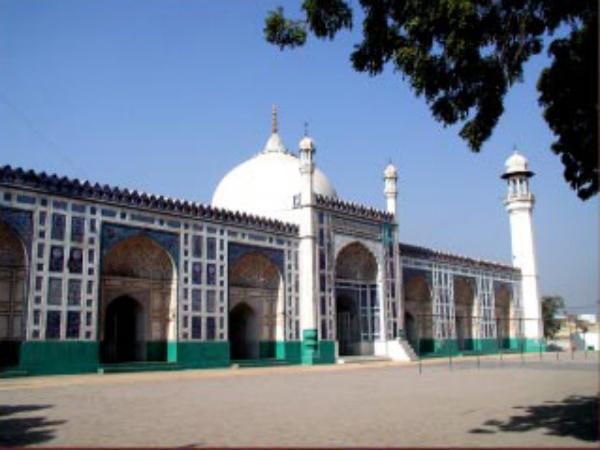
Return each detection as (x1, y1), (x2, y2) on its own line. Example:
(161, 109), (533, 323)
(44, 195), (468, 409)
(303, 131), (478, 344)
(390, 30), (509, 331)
(100, 234), (177, 363)
(228, 251), (284, 359)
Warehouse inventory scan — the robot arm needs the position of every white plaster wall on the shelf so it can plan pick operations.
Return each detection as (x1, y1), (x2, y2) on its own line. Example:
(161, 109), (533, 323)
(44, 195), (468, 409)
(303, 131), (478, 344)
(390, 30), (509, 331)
(507, 201), (542, 338)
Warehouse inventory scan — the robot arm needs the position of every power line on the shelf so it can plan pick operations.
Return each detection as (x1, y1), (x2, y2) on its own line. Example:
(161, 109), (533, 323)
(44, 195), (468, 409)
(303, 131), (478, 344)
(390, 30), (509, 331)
(0, 90), (88, 179)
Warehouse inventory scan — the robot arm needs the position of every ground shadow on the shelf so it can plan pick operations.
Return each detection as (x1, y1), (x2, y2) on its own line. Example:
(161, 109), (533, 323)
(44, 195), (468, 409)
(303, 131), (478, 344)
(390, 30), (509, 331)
(0, 404), (65, 446)
(470, 395), (599, 442)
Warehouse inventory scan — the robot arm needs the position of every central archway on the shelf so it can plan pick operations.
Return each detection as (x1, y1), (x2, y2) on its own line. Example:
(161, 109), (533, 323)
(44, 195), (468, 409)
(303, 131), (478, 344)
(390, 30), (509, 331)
(334, 242), (379, 357)
(228, 252), (283, 360)
(100, 235), (176, 363)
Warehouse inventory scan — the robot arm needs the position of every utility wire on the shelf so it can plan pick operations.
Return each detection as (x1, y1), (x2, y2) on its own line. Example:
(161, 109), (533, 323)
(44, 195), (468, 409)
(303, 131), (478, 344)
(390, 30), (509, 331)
(0, 90), (89, 179)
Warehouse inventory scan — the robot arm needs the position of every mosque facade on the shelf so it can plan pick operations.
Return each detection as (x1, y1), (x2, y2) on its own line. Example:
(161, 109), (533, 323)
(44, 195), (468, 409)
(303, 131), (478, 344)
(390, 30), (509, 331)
(0, 109), (544, 375)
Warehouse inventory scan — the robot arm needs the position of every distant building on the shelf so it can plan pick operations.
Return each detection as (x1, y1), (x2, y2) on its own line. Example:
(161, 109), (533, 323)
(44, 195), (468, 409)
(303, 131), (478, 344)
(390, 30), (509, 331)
(0, 108), (544, 375)
(550, 314), (599, 351)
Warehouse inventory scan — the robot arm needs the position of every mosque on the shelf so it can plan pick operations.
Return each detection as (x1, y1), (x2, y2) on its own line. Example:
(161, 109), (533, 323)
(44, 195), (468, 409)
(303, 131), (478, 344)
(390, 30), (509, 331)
(0, 107), (544, 375)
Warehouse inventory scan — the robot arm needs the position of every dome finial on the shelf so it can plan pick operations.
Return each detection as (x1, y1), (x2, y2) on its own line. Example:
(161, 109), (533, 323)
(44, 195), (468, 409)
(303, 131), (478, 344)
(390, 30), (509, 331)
(272, 104), (278, 134)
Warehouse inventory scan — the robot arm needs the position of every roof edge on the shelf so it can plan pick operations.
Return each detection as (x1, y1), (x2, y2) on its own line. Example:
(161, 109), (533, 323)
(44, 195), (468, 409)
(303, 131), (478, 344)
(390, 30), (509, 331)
(0, 164), (299, 235)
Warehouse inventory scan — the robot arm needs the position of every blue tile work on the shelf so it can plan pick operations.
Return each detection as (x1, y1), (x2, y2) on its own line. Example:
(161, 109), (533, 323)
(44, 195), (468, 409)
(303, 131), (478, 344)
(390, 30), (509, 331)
(228, 242), (285, 275)
(0, 206), (33, 260)
(100, 222), (180, 265)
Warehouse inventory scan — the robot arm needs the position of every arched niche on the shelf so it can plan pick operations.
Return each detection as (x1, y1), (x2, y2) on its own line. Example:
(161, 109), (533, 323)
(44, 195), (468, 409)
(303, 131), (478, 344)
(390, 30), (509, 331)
(0, 222), (27, 367)
(402, 272), (433, 346)
(454, 276), (476, 350)
(495, 283), (512, 345)
(228, 252), (284, 359)
(100, 235), (176, 363)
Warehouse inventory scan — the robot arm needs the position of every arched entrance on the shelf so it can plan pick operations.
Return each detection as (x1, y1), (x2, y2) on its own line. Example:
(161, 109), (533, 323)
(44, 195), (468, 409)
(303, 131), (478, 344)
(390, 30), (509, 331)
(229, 303), (258, 359)
(100, 235), (176, 363)
(454, 277), (475, 351)
(103, 296), (145, 362)
(0, 222), (27, 367)
(403, 274), (433, 354)
(228, 252), (283, 360)
(334, 242), (378, 356)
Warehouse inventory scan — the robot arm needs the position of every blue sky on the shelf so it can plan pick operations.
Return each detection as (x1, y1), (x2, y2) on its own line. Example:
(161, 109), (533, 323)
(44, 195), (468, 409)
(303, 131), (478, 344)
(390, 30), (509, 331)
(1, 0), (597, 313)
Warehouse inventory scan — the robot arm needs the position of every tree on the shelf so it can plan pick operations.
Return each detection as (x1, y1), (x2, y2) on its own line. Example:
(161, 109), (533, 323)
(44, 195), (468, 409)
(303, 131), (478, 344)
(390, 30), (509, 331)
(541, 295), (564, 339)
(264, 0), (598, 200)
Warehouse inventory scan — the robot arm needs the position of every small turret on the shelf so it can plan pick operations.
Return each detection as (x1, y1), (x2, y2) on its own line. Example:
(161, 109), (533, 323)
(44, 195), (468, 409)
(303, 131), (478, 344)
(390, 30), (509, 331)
(383, 162), (398, 216)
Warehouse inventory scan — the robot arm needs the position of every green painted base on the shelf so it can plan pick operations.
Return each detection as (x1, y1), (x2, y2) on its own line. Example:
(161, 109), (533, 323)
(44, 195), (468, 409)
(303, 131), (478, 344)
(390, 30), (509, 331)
(258, 341), (302, 363)
(145, 341), (178, 362)
(177, 342), (230, 369)
(9, 337), (340, 377)
(416, 338), (546, 357)
(313, 340), (336, 364)
(258, 335), (335, 366)
(301, 329), (318, 364)
(19, 341), (100, 375)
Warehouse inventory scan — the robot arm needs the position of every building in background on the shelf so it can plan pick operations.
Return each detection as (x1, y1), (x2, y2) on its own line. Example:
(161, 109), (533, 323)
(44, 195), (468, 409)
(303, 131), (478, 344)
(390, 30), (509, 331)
(549, 314), (598, 351)
(0, 108), (545, 375)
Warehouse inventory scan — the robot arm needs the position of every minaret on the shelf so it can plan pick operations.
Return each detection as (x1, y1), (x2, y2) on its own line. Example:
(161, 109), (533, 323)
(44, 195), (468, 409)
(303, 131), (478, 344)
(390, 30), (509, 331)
(383, 162), (398, 216)
(502, 150), (543, 342)
(298, 133), (318, 364)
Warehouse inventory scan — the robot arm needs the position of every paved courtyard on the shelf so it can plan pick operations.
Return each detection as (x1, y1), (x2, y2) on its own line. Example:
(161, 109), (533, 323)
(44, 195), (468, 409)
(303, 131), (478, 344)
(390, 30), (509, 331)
(0, 352), (598, 447)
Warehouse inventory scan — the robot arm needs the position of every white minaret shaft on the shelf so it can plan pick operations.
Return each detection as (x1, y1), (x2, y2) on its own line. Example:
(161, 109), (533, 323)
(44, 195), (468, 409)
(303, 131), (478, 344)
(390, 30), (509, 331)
(384, 163), (398, 216)
(502, 151), (543, 340)
(298, 134), (317, 361)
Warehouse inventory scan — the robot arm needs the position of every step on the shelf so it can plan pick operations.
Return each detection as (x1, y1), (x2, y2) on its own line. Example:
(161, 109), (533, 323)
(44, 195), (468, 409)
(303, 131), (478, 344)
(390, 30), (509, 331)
(99, 362), (183, 374)
(0, 368), (28, 378)
(231, 358), (294, 368)
(337, 356), (392, 364)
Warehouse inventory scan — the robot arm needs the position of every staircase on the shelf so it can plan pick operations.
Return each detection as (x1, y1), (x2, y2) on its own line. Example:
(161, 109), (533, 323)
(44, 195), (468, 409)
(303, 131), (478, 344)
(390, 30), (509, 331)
(398, 339), (418, 361)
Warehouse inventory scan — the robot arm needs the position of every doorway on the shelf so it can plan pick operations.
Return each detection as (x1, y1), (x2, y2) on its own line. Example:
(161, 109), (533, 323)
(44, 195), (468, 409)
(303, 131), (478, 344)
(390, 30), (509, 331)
(102, 296), (145, 363)
(229, 302), (258, 360)
(336, 295), (361, 356)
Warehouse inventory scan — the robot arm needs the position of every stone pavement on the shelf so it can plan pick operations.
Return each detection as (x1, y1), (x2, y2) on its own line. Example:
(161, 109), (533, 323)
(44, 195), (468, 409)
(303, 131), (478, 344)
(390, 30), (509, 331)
(0, 352), (598, 447)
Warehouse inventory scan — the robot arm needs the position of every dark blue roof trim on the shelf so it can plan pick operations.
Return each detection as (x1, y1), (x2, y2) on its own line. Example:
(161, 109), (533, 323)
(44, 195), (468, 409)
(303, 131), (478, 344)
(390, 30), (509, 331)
(0, 165), (299, 235)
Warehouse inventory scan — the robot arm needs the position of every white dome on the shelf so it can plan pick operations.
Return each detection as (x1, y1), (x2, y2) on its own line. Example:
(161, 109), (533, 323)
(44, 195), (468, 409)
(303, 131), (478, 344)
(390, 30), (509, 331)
(503, 150), (533, 178)
(212, 132), (337, 224)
